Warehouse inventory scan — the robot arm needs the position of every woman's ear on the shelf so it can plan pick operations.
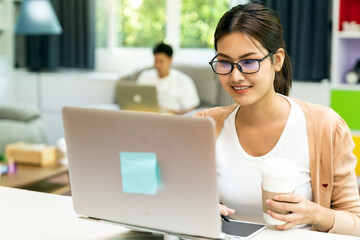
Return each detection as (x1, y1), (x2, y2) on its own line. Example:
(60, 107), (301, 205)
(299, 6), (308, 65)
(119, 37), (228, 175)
(274, 48), (285, 72)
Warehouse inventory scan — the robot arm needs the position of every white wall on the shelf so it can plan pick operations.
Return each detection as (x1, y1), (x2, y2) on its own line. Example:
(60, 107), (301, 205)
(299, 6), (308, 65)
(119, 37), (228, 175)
(12, 70), (120, 145)
(95, 47), (215, 73)
(290, 80), (330, 107)
(0, 57), (15, 104)
(0, 75), (15, 104)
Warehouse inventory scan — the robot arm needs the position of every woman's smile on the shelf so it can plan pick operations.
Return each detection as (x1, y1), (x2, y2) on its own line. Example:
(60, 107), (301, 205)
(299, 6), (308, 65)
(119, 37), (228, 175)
(232, 85), (252, 94)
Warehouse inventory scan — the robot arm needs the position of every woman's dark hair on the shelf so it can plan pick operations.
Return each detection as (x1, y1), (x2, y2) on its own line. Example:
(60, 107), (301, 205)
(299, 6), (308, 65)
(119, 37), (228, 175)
(214, 4), (292, 96)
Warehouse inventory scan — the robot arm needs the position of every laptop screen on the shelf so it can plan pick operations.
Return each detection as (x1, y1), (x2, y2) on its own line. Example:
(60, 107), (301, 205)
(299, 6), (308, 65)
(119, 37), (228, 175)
(116, 83), (159, 112)
(62, 107), (221, 238)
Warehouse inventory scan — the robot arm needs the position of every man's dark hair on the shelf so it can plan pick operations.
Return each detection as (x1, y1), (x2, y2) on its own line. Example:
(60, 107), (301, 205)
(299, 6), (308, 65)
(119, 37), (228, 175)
(153, 42), (173, 57)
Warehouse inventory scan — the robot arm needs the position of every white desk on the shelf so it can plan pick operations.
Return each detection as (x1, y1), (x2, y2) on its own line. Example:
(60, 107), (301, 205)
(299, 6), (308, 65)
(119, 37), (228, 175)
(0, 186), (357, 240)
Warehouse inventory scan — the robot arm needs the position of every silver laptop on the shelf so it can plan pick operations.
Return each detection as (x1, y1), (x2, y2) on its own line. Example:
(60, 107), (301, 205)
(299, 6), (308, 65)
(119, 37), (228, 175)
(62, 107), (265, 239)
(116, 82), (159, 112)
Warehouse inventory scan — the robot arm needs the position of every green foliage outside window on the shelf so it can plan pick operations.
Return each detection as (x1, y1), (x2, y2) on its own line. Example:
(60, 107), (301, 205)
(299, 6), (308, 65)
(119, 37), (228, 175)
(181, 0), (229, 48)
(118, 0), (166, 47)
(95, 0), (229, 48)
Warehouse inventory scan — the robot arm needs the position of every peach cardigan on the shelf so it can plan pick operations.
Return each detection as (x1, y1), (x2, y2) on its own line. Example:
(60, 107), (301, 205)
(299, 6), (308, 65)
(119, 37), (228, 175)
(195, 98), (360, 236)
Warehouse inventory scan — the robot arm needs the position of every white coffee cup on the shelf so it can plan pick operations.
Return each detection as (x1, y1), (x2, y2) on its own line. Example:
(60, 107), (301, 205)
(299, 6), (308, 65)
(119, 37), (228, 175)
(260, 158), (299, 225)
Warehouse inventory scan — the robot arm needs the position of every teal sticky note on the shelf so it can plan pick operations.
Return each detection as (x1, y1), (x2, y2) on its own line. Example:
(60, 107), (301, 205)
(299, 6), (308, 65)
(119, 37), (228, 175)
(120, 152), (162, 195)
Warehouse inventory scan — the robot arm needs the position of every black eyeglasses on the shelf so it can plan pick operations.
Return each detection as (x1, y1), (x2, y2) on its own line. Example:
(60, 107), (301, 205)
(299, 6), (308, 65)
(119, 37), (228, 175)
(209, 52), (273, 75)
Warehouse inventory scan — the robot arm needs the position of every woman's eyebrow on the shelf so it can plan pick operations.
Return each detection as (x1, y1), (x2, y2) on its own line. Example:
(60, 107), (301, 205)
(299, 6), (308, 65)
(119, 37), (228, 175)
(217, 52), (258, 60)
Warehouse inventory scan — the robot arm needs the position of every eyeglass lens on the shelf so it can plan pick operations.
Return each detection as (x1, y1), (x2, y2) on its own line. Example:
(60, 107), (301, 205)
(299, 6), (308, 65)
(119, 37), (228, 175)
(213, 60), (260, 74)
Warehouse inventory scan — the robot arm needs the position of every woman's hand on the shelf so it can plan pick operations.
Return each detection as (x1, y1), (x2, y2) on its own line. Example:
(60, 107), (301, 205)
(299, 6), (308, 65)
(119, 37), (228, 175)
(219, 203), (235, 217)
(266, 194), (334, 232)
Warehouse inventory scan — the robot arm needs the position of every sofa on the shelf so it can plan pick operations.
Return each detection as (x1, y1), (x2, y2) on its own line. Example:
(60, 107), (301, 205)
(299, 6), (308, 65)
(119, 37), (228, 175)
(114, 64), (234, 108)
(0, 104), (47, 155)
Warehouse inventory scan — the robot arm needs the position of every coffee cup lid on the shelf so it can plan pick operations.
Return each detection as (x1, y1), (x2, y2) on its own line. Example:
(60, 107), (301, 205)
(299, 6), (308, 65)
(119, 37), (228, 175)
(261, 158), (299, 178)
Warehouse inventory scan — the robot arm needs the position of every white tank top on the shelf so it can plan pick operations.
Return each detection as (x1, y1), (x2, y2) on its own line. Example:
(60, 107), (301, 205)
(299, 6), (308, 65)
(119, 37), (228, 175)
(216, 95), (313, 223)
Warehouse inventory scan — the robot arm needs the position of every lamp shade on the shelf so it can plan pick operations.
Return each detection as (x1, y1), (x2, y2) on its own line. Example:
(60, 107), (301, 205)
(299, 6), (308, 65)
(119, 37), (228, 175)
(15, 0), (62, 35)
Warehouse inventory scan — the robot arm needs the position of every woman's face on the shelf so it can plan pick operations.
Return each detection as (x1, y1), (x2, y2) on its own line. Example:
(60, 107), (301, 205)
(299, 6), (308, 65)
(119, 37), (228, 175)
(216, 32), (283, 107)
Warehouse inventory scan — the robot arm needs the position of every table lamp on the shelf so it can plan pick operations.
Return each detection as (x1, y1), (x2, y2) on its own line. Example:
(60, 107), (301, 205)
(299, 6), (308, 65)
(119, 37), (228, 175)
(15, 0), (62, 35)
(14, 0), (63, 109)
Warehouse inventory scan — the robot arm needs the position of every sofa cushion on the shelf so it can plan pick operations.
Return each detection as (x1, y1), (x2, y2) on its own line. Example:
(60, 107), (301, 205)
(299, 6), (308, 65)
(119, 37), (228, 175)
(173, 64), (218, 107)
(0, 119), (47, 155)
(0, 104), (40, 122)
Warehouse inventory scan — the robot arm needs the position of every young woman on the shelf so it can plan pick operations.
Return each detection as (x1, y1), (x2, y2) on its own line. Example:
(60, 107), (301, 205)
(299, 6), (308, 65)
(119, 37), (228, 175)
(196, 3), (360, 236)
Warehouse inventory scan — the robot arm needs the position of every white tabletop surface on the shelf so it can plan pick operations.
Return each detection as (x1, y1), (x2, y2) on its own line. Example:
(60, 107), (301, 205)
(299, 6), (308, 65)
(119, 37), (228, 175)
(0, 186), (358, 240)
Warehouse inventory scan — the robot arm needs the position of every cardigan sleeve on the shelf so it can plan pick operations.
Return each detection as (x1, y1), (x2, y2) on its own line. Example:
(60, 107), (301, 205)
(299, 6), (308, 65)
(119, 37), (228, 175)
(328, 116), (360, 236)
(193, 105), (238, 138)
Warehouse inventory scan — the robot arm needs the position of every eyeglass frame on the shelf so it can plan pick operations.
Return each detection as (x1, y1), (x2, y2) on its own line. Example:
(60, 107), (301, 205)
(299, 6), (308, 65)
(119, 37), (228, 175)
(208, 52), (273, 75)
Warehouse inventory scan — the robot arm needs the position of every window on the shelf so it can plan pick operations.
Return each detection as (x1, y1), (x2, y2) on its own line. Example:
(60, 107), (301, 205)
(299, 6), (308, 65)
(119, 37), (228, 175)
(118, 0), (166, 47)
(95, 0), (109, 48)
(96, 0), (229, 49)
(181, 0), (229, 48)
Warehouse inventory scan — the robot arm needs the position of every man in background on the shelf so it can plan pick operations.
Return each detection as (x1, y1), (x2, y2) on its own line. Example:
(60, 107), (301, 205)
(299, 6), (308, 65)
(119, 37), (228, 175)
(137, 42), (200, 114)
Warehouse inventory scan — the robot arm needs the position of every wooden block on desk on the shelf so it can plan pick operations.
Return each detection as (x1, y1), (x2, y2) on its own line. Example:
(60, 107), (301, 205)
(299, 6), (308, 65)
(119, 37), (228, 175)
(5, 142), (57, 167)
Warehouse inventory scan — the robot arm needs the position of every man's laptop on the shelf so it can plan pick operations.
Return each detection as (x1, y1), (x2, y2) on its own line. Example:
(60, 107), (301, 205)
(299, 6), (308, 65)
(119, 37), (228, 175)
(62, 107), (266, 239)
(116, 82), (159, 112)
